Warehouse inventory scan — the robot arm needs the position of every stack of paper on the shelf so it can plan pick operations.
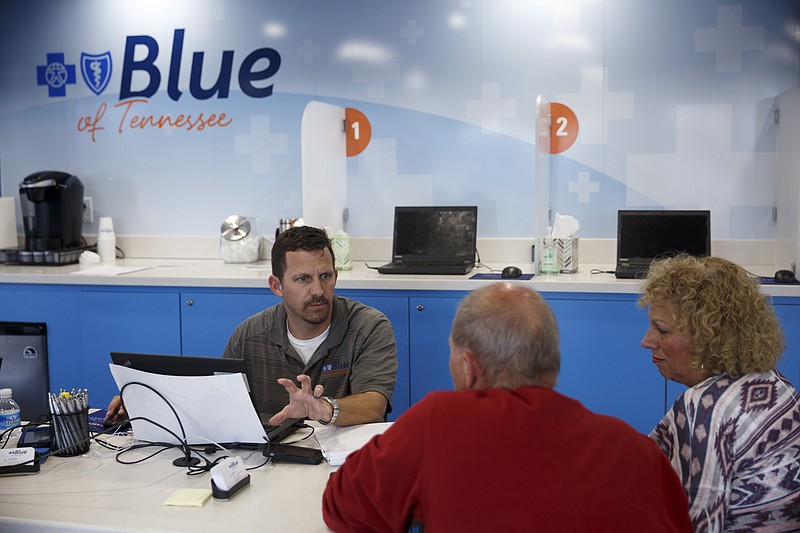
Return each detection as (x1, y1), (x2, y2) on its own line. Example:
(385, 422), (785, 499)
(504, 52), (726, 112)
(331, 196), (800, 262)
(314, 422), (392, 466)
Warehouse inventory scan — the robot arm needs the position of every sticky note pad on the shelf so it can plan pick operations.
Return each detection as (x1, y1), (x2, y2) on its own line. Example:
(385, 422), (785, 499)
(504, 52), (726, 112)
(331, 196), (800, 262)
(163, 488), (213, 507)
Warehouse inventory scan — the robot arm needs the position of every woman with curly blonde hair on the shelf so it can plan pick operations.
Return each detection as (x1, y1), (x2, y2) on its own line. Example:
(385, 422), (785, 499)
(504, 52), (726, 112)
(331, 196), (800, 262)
(640, 255), (799, 531)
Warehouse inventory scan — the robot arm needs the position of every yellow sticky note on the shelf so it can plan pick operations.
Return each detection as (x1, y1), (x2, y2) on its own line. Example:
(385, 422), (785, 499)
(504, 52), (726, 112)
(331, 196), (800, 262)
(163, 488), (212, 507)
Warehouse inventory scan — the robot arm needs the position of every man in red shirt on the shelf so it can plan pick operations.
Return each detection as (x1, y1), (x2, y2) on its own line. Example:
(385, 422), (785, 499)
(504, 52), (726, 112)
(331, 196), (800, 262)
(323, 282), (691, 532)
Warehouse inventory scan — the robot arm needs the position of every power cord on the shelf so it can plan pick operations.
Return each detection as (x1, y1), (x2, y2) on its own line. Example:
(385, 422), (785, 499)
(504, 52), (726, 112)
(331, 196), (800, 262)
(278, 422), (315, 445)
(117, 381), (200, 467)
(0, 418), (141, 475)
(365, 247), (487, 271)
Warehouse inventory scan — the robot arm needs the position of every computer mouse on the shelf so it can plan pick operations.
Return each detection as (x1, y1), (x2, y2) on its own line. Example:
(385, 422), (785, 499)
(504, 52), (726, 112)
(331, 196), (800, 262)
(501, 266), (523, 279)
(102, 416), (131, 432)
(774, 269), (797, 283)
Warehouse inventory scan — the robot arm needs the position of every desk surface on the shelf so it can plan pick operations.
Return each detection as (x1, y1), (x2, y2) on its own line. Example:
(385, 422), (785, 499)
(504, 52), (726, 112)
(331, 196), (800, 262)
(1, 257), (797, 297)
(0, 433), (335, 533)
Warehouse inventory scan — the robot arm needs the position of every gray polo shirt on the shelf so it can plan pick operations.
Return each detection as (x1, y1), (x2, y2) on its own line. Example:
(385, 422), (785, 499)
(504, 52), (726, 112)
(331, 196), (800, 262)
(223, 296), (398, 417)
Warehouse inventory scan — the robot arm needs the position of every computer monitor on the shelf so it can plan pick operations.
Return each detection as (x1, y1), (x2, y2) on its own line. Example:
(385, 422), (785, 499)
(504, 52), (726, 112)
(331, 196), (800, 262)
(614, 210), (711, 279)
(392, 206), (478, 262)
(617, 210), (711, 264)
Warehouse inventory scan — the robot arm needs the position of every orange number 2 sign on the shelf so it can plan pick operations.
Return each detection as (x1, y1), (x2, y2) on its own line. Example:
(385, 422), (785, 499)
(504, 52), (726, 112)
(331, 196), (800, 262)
(549, 102), (578, 154)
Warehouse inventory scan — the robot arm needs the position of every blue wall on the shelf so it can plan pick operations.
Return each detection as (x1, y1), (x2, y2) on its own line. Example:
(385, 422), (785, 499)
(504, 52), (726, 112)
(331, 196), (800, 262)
(0, 0), (797, 240)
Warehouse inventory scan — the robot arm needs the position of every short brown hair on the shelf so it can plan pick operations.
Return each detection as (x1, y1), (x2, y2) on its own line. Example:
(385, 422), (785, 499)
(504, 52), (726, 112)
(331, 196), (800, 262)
(640, 255), (785, 377)
(271, 226), (334, 280)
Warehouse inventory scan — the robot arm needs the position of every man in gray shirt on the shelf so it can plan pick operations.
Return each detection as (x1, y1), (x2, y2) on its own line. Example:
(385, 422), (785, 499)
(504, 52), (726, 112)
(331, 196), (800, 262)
(223, 226), (397, 427)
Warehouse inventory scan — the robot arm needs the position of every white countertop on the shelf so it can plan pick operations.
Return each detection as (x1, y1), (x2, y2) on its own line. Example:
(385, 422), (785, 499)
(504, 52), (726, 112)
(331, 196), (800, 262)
(1, 258), (797, 297)
(0, 432), (334, 533)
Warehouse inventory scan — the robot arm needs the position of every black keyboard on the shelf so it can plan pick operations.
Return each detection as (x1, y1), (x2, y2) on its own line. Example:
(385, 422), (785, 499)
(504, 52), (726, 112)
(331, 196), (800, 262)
(614, 265), (648, 279)
(378, 262), (474, 275)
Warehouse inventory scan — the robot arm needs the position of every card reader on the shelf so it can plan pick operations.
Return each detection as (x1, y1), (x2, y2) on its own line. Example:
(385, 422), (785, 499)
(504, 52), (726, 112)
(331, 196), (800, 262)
(17, 425), (51, 449)
(0, 447), (41, 475)
(265, 443), (323, 464)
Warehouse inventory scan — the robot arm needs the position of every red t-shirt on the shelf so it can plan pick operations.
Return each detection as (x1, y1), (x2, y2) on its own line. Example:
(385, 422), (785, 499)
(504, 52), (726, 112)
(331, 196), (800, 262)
(323, 386), (691, 533)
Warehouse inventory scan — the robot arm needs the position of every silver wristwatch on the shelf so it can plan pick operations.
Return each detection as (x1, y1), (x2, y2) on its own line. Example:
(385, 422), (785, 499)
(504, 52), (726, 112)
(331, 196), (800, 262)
(319, 396), (339, 425)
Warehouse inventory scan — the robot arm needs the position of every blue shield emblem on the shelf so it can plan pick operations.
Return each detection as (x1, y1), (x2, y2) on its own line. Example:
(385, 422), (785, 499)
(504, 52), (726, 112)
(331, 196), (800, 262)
(80, 52), (112, 95)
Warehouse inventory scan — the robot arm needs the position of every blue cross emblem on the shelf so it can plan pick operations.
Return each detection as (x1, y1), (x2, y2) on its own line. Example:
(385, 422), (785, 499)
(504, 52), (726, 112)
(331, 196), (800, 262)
(36, 53), (76, 97)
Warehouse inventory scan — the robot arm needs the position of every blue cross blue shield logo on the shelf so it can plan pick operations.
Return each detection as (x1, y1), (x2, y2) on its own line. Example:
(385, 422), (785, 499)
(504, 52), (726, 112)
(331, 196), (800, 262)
(80, 52), (112, 95)
(36, 53), (77, 97)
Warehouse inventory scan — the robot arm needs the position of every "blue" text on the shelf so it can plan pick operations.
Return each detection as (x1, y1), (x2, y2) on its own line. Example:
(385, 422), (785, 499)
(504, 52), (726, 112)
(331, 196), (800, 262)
(120, 29), (281, 101)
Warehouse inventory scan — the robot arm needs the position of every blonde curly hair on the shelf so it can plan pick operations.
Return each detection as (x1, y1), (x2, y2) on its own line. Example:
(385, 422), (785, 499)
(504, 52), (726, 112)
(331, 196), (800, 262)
(639, 255), (785, 377)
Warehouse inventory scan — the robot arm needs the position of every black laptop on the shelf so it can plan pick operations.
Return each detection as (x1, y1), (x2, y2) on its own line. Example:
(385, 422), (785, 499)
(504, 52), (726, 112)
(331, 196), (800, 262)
(378, 206), (478, 275)
(614, 210), (710, 279)
(110, 352), (304, 443)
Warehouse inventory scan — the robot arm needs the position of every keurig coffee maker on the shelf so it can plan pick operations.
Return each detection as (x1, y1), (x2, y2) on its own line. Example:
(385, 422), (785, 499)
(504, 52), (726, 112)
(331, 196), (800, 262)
(0, 171), (85, 265)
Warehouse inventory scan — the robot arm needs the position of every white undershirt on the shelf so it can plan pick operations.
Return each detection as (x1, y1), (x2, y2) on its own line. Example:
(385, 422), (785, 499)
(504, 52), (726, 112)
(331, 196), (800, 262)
(287, 322), (330, 365)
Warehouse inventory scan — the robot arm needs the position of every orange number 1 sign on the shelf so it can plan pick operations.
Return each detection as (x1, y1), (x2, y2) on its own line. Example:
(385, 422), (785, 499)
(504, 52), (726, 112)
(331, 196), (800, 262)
(345, 108), (372, 156)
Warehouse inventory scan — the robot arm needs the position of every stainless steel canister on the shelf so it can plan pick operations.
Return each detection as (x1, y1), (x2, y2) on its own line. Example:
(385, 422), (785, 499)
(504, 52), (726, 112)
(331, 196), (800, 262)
(555, 237), (579, 273)
(220, 215), (261, 263)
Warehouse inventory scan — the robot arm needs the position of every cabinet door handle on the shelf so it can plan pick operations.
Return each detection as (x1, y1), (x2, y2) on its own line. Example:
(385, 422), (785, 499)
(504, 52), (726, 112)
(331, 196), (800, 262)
(186, 299), (194, 307)
(416, 304), (424, 312)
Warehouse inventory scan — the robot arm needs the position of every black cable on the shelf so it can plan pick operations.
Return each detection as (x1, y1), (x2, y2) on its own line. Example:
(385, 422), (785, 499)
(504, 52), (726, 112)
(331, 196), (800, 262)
(118, 381), (200, 467)
(0, 426), (16, 449)
(115, 441), (185, 465)
(590, 269), (615, 274)
(279, 423), (315, 445)
(247, 456), (272, 470)
(186, 453), (226, 476)
(0, 413), (51, 449)
(2, 401), (215, 475)
(0, 426), (105, 474)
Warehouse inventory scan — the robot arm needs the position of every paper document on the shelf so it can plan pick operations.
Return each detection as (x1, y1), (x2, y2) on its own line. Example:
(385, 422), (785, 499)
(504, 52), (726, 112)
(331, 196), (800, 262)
(109, 364), (267, 445)
(71, 265), (153, 276)
(314, 422), (392, 466)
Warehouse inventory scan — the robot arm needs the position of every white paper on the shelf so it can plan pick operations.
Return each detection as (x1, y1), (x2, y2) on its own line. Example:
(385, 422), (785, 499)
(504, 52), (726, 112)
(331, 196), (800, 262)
(314, 422), (392, 466)
(0, 197), (17, 249)
(552, 212), (580, 238)
(71, 265), (153, 276)
(109, 364), (267, 445)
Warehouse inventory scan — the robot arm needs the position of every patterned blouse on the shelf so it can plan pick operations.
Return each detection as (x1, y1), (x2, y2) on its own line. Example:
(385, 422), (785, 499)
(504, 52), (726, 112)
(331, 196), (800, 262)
(650, 371), (800, 532)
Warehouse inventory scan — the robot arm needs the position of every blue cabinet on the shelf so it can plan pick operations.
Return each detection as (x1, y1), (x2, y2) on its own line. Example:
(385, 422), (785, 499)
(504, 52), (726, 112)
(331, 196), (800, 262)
(180, 289), (279, 357)
(408, 295), (463, 404)
(408, 291), (666, 434)
(0, 284), (82, 397)
(3, 281), (795, 430)
(339, 290), (411, 421)
(80, 287), (181, 406)
(774, 299), (800, 387)
(548, 294), (666, 434)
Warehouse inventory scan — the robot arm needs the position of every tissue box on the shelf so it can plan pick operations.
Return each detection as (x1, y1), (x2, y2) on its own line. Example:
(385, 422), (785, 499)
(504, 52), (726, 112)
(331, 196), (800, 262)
(556, 238), (579, 273)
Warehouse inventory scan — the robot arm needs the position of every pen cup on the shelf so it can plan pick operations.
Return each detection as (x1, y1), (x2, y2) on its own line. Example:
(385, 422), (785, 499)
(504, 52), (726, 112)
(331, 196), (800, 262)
(50, 409), (90, 456)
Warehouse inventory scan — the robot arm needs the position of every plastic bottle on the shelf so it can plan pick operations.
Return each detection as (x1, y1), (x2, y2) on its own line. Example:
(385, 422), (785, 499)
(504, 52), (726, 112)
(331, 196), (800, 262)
(540, 227), (558, 276)
(97, 216), (116, 264)
(0, 388), (21, 431)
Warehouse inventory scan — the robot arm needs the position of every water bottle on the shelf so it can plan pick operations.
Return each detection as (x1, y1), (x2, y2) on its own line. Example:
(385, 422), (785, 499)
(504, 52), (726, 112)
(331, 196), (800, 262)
(0, 388), (21, 431)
